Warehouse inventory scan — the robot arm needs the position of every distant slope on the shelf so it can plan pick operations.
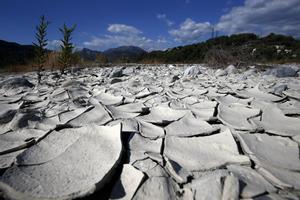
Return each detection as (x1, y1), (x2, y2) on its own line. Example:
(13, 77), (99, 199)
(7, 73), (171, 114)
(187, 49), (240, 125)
(0, 40), (35, 68)
(103, 46), (147, 63)
(76, 48), (102, 61)
(142, 33), (300, 65)
(1, 33), (300, 69)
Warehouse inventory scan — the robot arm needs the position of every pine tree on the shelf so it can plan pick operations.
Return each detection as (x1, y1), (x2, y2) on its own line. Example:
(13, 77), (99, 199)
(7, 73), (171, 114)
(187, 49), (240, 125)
(33, 15), (49, 83)
(58, 23), (76, 74)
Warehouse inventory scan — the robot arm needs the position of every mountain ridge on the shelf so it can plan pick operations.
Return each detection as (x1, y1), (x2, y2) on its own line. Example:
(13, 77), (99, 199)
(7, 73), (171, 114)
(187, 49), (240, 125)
(102, 46), (147, 62)
(1, 33), (300, 69)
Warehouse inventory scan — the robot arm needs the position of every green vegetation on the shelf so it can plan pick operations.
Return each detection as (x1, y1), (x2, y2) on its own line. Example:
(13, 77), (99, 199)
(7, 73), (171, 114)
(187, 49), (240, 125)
(1, 32), (300, 72)
(58, 24), (76, 74)
(33, 15), (49, 83)
(142, 33), (300, 66)
(0, 40), (35, 69)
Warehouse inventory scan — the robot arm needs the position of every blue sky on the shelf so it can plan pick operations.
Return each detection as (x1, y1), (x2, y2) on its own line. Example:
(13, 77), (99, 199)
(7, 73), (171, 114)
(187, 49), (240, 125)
(1, 0), (300, 51)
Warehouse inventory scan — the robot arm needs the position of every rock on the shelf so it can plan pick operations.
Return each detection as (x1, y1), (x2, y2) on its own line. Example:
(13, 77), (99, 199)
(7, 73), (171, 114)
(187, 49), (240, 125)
(217, 103), (260, 131)
(237, 133), (300, 171)
(165, 112), (219, 137)
(0, 77), (35, 96)
(272, 84), (288, 95)
(62, 80), (86, 88)
(144, 163), (169, 178)
(237, 133), (300, 189)
(49, 88), (69, 102)
(165, 157), (191, 184)
(111, 78), (123, 84)
(67, 99), (112, 126)
(227, 165), (276, 198)
(0, 124), (123, 199)
(253, 193), (287, 200)
(0, 103), (19, 122)
(238, 84), (284, 102)
(132, 158), (158, 172)
(137, 105), (189, 125)
(216, 94), (253, 106)
(256, 164), (300, 190)
(168, 64), (176, 69)
(107, 118), (139, 133)
(94, 92), (124, 106)
(266, 66), (299, 78)
(135, 88), (156, 99)
(293, 135), (300, 144)
(185, 170), (229, 200)
(0, 77), (34, 90)
(137, 120), (165, 139)
(166, 89), (192, 99)
(110, 164), (144, 200)
(0, 129), (46, 155)
(225, 65), (237, 74)
(283, 89), (300, 100)
(188, 100), (217, 121)
(110, 68), (124, 78)
(243, 68), (257, 77)
(170, 75), (180, 83)
(251, 101), (300, 136)
(58, 106), (91, 124)
(115, 103), (148, 113)
(132, 177), (189, 200)
(164, 128), (250, 171)
(215, 69), (227, 76)
(278, 99), (300, 115)
(0, 149), (25, 169)
(128, 133), (162, 162)
(106, 106), (141, 120)
(222, 174), (239, 200)
(122, 67), (135, 75)
(183, 66), (201, 77)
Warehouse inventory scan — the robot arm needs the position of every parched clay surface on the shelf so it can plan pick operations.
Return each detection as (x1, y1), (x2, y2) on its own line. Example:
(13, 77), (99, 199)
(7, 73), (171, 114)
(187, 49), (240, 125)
(0, 64), (300, 199)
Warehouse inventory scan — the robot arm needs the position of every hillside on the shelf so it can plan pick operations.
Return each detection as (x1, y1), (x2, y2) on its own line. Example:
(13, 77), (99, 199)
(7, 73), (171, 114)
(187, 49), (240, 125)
(142, 33), (300, 66)
(77, 48), (102, 61)
(0, 40), (35, 68)
(103, 46), (147, 63)
(1, 33), (300, 70)
(75, 46), (147, 63)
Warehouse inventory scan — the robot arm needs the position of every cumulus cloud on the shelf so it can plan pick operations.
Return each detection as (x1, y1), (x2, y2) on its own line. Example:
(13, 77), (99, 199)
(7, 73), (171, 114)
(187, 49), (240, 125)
(216, 0), (300, 37)
(157, 14), (174, 27)
(46, 40), (62, 50)
(168, 0), (300, 45)
(83, 24), (170, 51)
(107, 24), (142, 35)
(169, 18), (212, 43)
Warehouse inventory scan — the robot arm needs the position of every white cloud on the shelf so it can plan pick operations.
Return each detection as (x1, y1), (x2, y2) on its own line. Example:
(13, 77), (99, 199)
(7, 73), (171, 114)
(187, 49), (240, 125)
(83, 24), (171, 51)
(216, 0), (300, 37)
(157, 14), (174, 26)
(168, 0), (300, 45)
(107, 24), (142, 35)
(46, 40), (62, 50)
(169, 18), (212, 43)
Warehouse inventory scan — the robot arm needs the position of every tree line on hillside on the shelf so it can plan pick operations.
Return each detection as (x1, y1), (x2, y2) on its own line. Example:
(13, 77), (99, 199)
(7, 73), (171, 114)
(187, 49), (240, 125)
(141, 33), (300, 66)
(1, 15), (300, 73)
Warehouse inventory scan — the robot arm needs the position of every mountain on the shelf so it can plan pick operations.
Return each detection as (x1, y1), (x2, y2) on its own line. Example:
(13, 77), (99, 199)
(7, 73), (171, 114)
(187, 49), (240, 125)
(103, 46), (147, 63)
(0, 40), (35, 68)
(76, 48), (102, 61)
(142, 33), (300, 65)
(1, 33), (300, 70)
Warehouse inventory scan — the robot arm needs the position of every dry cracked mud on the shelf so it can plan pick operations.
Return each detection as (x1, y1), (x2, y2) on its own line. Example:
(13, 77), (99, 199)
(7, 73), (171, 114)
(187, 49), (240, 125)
(0, 64), (300, 200)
